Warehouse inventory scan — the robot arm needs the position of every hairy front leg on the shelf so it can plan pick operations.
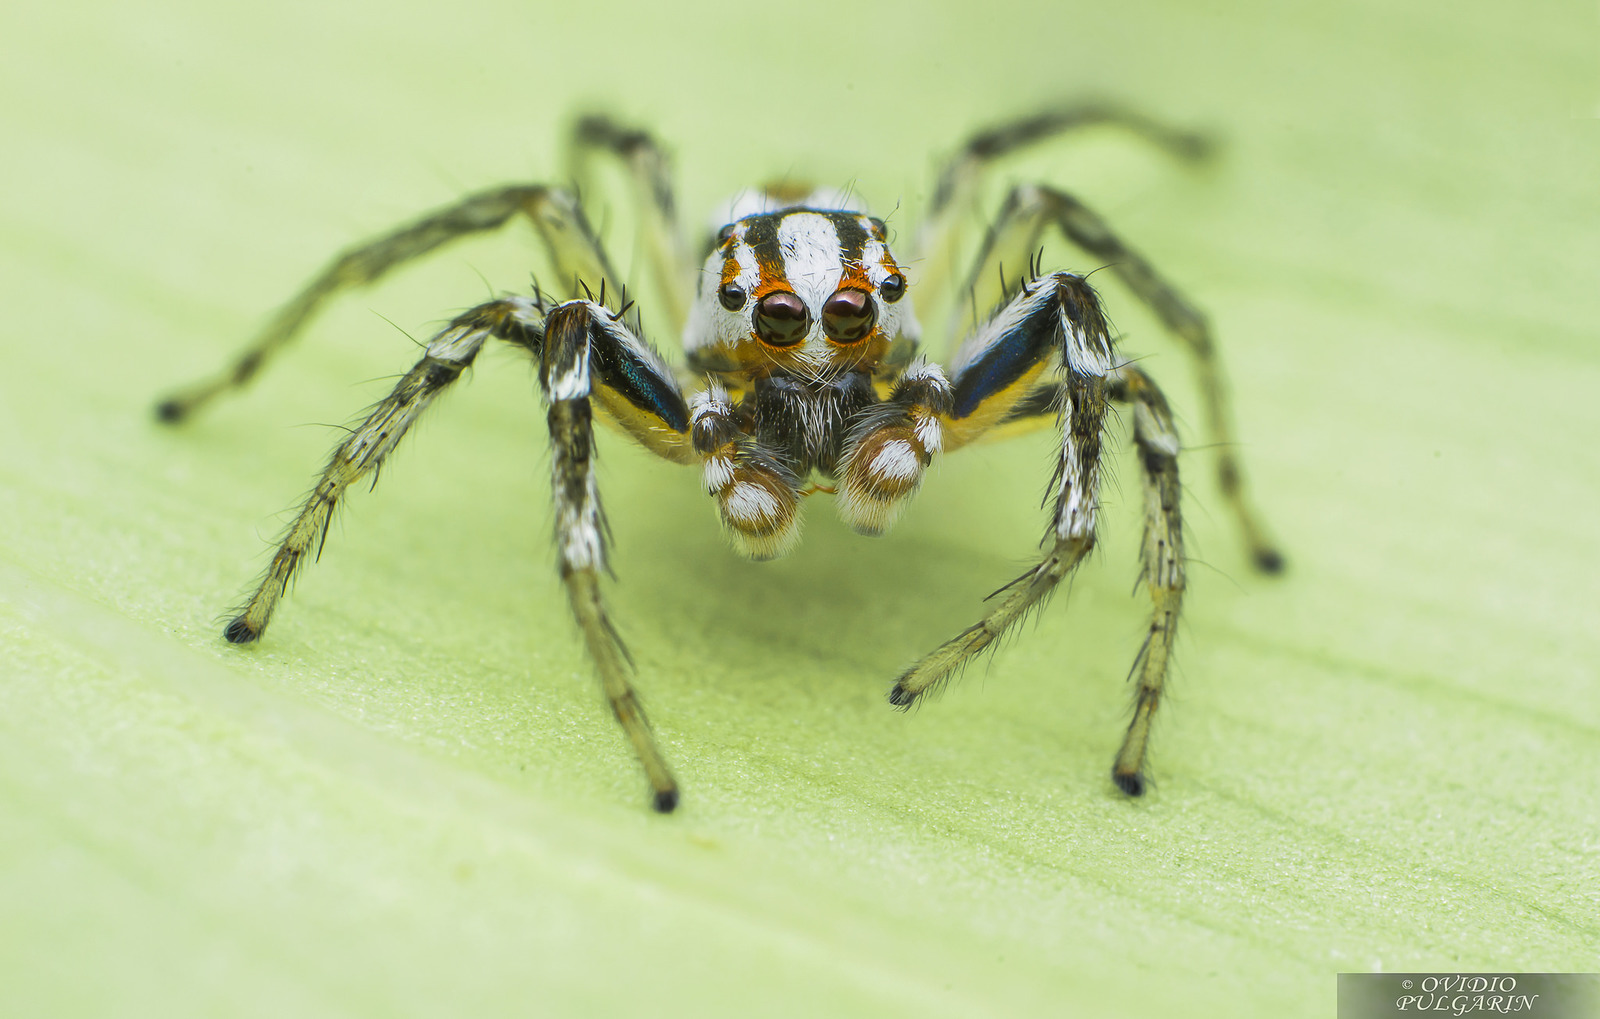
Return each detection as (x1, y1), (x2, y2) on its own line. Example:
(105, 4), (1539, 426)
(889, 372), (1108, 707)
(891, 268), (1118, 700)
(541, 301), (688, 810)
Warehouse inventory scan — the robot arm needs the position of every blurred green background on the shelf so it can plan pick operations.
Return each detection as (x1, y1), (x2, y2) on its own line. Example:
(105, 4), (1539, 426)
(1, 0), (1596, 1015)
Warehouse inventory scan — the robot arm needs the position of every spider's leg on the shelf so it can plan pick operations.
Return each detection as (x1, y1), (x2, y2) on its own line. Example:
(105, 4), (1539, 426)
(915, 103), (1209, 347)
(540, 299), (695, 811)
(1104, 363), (1186, 795)
(942, 359), (1186, 793)
(566, 115), (695, 337)
(157, 185), (622, 423)
(223, 297), (546, 644)
(890, 273), (1113, 712)
(962, 183), (1283, 572)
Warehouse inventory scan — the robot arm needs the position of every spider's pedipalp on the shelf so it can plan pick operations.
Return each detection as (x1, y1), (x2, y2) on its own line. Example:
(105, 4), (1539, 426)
(690, 385), (802, 559)
(836, 360), (951, 535)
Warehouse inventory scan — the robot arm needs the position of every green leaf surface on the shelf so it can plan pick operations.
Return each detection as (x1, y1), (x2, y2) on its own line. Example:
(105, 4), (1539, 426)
(2, 0), (1596, 1015)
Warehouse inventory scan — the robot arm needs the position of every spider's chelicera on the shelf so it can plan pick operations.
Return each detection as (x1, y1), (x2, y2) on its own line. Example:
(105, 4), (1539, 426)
(158, 107), (1283, 813)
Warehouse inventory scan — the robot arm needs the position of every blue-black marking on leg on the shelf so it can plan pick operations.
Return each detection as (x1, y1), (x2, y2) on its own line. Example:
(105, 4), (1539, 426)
(591, 336), (690, 432)
(949, 296), (1058, 419)
(546, 304), (688, 433)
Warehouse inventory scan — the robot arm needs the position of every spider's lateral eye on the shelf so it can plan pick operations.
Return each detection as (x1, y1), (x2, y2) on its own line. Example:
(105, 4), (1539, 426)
(718, 282), (747, 311)
(716, 223), (737, 244)
(880, 273), (906, 303)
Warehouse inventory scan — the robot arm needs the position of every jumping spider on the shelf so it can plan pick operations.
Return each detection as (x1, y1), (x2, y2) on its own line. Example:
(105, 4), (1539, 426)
(158, 106), (1283, 812)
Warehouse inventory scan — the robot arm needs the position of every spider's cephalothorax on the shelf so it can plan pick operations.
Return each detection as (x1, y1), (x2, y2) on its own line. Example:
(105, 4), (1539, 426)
(683, 205), (938, 556)
(158, 107), (1283, 813)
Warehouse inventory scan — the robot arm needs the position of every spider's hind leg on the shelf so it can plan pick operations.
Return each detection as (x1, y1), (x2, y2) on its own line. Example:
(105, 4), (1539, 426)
(157, 184), (622, 423)
(1104, 363), (1186, 795)
(959, 182), (1283, 572)
(565, 115), (695, 336)
(915, 103), (1211, 337)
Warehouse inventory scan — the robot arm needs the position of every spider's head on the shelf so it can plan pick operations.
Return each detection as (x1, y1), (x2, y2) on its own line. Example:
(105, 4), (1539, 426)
(685, 200), (919, 379)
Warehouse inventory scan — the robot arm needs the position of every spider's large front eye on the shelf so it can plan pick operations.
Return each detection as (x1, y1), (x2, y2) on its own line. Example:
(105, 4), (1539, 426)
(718, 282), (747, 311)
(754, 291), (811, 347)
(879, 273), (906, 303)
(821, 288), (877, 343)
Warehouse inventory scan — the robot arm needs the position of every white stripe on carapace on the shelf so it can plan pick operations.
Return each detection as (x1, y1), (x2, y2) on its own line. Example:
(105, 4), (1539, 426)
(725, 228), (760, 296)
(773, 212), (845, 314)
(860, 234), (890, 287)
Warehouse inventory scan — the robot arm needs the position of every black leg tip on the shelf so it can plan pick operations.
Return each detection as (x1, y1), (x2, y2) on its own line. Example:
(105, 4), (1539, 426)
(651, 788), (679, 814)
(1113, 771), (1146, 797)
(1253, 548), (1286, 575)
(155, 399), (187, 424)
(887, 683), (916, 709)
(223, 617), (259, 644)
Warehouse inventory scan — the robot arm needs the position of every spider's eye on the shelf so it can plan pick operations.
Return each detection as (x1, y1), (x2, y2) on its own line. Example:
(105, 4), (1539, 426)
(879, 273), (906, 303)
(718, 282), (747, 311)
(754, 291), (811, 347)
(821, 288), (877, 344)
(716, 223), (737, 244)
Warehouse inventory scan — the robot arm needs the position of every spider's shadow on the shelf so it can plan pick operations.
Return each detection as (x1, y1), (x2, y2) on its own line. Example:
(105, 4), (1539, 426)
(610, 445), (1060, 685)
